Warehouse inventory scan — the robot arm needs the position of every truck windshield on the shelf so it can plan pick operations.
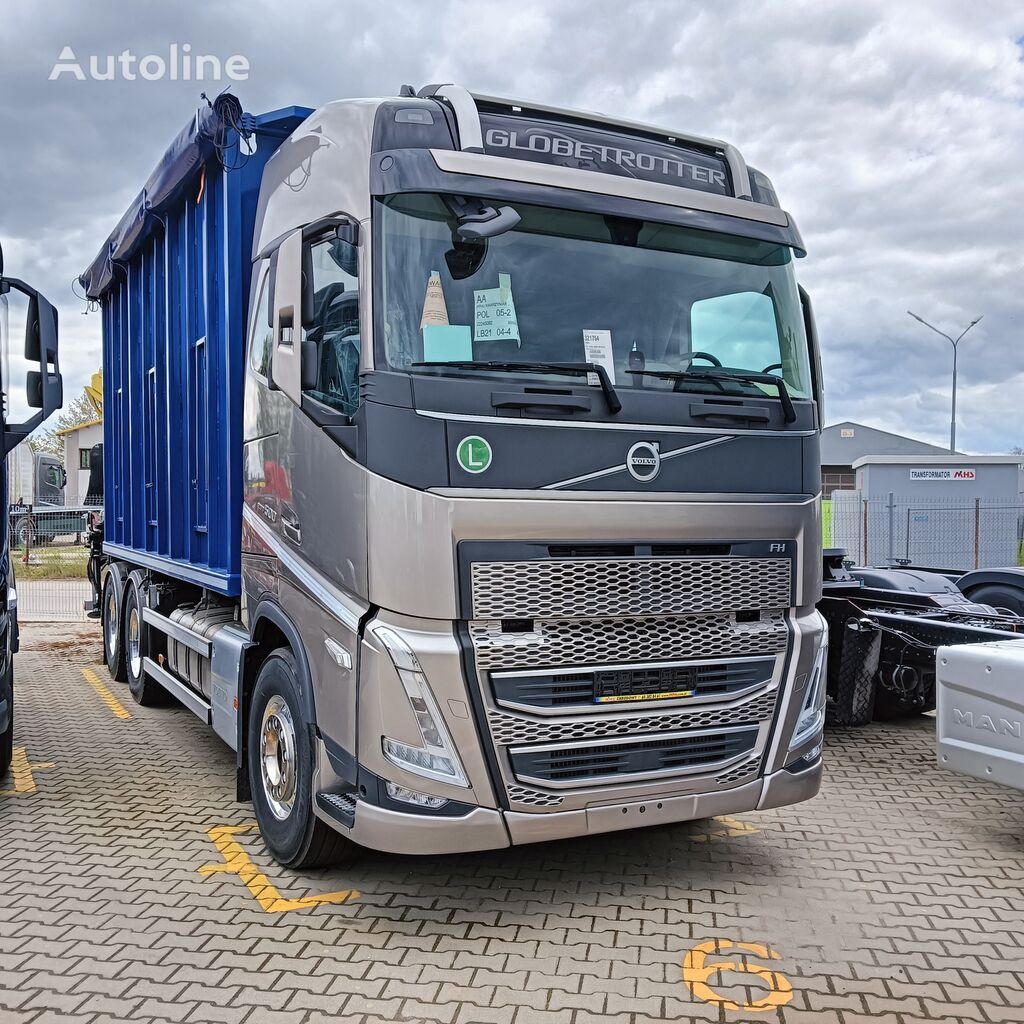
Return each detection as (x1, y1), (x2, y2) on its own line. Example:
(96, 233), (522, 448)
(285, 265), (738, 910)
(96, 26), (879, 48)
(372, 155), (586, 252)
(376, 193), (812, 403)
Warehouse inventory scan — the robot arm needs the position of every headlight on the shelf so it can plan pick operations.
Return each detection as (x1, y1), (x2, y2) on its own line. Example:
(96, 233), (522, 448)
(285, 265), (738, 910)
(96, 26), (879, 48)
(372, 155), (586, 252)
(791, 617), (828, 749)
(373, 625), (469, 788)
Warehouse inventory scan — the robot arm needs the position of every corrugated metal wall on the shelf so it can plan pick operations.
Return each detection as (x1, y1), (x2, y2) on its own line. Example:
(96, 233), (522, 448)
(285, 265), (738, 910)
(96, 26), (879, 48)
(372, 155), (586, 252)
(101, 111), (304, 595)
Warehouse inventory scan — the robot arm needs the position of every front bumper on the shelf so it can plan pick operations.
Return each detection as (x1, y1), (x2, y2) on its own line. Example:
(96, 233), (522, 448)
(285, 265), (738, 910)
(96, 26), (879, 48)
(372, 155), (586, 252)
(336, 758), (823, 855)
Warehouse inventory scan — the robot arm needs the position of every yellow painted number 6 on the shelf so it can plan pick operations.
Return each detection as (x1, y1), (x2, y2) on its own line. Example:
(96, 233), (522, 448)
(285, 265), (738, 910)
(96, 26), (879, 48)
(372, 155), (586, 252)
(682, 938), (794, 1012)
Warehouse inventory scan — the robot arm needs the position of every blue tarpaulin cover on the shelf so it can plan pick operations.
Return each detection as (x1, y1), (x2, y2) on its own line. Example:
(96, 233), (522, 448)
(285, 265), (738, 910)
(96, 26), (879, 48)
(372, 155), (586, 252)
(79, 93), (245, 299)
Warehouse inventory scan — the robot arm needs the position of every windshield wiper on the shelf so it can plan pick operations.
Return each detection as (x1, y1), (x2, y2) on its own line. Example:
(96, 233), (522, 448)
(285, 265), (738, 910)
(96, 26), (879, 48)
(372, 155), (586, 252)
(627, 367), (796, 423)
(413, 360), (622, 414)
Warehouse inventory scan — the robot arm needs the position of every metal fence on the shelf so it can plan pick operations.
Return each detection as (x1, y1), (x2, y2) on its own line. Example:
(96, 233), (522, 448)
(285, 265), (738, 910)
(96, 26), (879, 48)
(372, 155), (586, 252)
(829, 492), (1024, 570)
(8, 505), (94, 621)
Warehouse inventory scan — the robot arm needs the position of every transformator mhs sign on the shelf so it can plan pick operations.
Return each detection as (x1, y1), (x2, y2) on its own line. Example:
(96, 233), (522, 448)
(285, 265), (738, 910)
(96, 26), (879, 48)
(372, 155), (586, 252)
(910, 468), (977, 481)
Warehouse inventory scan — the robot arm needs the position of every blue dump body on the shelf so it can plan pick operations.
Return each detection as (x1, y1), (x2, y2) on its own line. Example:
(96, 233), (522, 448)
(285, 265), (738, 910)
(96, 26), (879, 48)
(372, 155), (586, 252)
(81, 100), (311, 595)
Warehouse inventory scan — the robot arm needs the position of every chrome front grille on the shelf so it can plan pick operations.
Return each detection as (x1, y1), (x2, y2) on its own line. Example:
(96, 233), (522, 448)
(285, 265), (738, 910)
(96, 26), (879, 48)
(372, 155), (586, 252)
(470, 556), (792, 619)
(510, 726), (760, 788)
(487, 689), (778, 746)
(470, 612), (788, 671)
(463, 549), (794, 812)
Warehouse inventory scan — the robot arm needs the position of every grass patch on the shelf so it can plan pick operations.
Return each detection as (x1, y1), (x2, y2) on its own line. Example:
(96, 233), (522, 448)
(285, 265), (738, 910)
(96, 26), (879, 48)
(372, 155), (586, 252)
(12, 546), (88, 580)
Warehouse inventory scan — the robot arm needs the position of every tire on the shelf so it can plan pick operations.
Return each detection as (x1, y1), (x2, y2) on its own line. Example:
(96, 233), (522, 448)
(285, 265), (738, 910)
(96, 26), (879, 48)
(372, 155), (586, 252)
(16, 521), (34, 549)
(123, 578), (165, 706)
(963, 584), (1024, 617)
(827, 619), (881, 727)
(102, 573), (127, 682)
(247, 650), (355, 869)
(0, 656), (12, 780)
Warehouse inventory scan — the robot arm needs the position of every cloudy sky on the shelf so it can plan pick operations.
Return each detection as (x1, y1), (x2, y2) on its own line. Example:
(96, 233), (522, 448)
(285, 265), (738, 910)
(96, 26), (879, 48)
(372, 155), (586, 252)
(1, 0), (1021, 452)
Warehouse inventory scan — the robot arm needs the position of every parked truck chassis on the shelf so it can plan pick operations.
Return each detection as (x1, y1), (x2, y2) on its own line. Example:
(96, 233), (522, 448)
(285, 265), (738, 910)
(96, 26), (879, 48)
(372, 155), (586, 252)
(820, 551), (1024, 726)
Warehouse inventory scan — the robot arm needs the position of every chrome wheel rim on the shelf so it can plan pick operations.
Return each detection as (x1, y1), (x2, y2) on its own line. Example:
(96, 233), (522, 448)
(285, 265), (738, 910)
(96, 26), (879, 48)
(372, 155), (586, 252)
(127, 606), (142, 679)
(105, 587), (118, 655)
(260, 695), (297, 820)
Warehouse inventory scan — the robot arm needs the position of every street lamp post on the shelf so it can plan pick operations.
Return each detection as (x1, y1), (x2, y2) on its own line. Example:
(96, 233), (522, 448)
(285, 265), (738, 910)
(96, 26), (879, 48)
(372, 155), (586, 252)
(906, 311), (983, 452)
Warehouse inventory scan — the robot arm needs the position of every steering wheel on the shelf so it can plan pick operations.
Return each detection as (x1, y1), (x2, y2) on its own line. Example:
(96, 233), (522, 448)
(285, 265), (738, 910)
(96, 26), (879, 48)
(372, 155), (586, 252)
(686, 351), (722, 368)
(761, 362), (784, 375)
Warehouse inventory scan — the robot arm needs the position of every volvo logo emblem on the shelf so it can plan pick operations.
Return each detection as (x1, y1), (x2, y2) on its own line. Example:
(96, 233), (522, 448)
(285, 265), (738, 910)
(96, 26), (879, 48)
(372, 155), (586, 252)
(626, 441), (661, 482)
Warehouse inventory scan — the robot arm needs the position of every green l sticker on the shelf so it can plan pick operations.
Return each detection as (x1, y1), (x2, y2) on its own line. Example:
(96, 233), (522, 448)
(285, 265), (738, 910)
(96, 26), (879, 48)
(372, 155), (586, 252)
(457, 435), (492, 474)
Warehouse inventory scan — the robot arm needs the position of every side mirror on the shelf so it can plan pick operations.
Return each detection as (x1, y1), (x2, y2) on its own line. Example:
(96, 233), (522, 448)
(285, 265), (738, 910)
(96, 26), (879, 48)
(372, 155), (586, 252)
(0, 276), (62, 456)
(799, 285), (824, 427)
(271, 229), (304, 406)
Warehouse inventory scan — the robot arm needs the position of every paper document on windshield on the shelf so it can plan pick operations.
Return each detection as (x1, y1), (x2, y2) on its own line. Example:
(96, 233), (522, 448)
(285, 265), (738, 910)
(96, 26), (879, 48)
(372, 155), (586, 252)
(474, 273), (520, 344)
(583, 329), (616, 387)
(420, 270), (450, 329)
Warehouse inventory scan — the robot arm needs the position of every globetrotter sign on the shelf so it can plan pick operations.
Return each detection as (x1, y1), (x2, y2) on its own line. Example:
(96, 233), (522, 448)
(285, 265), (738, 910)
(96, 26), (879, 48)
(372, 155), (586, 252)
(478, 112), (732, 195)
(910, 468), (976, 481)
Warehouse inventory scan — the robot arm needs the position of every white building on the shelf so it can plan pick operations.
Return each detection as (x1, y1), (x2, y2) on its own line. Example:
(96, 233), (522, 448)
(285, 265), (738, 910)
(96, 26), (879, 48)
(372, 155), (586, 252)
(58, 418), (103, 506)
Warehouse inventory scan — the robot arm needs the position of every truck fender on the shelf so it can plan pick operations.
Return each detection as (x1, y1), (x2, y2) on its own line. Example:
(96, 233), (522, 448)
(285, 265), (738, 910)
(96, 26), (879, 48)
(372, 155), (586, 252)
(956, 567), (1024, 594)
(244, 599), (318, 727)
(103, 561), (128, 615)
(956, 568), (1024, 616)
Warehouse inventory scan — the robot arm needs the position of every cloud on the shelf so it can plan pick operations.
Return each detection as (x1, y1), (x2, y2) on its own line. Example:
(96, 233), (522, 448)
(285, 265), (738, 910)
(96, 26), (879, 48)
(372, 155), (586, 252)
(1, 0), (1021, 452)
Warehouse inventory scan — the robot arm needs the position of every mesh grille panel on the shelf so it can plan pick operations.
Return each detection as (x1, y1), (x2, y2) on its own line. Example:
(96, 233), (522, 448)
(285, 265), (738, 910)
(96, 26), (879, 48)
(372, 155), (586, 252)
(470, 613), (788, 671)
(506, 784), (565, 808)
(470, 556), (792, 619)
(716, 758), (762, 786)
(487, 689), (777, 745)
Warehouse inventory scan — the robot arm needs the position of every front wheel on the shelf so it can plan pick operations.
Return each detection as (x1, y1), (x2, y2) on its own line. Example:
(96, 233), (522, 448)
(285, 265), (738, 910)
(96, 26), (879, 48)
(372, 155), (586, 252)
(247, 650), (355, 868)
(0, 654), (13, 779)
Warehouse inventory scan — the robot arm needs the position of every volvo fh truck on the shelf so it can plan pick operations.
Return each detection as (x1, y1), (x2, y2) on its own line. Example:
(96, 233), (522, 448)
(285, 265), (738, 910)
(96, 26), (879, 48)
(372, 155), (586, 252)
(0, 240), (64, 775)
(81, 87), (827, 867)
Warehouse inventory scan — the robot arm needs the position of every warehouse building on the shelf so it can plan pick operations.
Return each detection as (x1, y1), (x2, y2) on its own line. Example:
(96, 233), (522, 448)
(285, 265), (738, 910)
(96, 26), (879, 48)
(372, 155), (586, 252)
(820, 420), (955, 497)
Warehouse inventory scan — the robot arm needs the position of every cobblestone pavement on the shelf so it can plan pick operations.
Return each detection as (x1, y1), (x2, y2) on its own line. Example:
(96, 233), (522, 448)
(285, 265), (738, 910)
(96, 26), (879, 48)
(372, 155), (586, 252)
(2, 621), (1023, 1024)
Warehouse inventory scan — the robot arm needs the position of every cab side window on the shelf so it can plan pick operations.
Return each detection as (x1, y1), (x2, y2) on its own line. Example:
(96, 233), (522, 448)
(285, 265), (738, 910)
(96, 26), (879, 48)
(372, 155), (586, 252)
(249, 269), (273, 378)
(304, 237), (360, 416)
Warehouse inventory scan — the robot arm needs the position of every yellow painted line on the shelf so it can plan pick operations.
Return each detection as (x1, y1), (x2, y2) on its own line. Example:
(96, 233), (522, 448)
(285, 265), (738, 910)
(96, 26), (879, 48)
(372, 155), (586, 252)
(81, 668), (132, 720)
(683, 938), (794, 1012)
(198, 824), (359, 913)
(0, 746), (54, 795)
(690, 814), (761, 843)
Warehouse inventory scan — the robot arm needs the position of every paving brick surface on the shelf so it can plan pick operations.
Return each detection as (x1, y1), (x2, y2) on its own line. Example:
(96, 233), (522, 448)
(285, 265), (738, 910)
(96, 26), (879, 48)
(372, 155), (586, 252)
(2, 621), (1023, 1023)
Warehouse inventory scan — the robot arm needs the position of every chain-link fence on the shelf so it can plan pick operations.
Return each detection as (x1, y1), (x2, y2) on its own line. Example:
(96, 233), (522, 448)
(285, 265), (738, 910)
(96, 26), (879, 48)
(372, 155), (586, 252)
(829, 492), (1024, 570)
(8, 505), (93, 621)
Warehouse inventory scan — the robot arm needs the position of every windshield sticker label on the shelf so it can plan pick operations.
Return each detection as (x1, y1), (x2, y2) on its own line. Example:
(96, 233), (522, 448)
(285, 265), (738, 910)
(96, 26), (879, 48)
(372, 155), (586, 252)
(583, 329), (616, 386)
(420, 270), (450, 329)
(474, 273), (520, 344)
(457, 435), (492, 474)
(423, 324), (472, 362)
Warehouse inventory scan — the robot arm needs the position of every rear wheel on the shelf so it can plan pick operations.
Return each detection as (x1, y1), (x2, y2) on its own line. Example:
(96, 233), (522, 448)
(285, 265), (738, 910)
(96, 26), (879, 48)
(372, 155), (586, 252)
(123, 578), (164, 706)
(16, 520), (34, 549)
(248, 650), (355, 868)
(102, 573), (127, 682)
(827, 619), (880, 727)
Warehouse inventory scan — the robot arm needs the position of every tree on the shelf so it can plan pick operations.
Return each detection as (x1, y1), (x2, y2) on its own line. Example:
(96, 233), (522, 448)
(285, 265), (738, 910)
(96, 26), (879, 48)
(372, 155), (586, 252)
(1012, 447), (1024, 455)
(29, 390), (97, 457)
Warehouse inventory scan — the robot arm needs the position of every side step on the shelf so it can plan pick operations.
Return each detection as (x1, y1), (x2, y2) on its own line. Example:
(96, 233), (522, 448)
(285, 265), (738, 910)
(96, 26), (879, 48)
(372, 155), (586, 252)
(143, 656), (211, 723)
(316, 792), (358, 829)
